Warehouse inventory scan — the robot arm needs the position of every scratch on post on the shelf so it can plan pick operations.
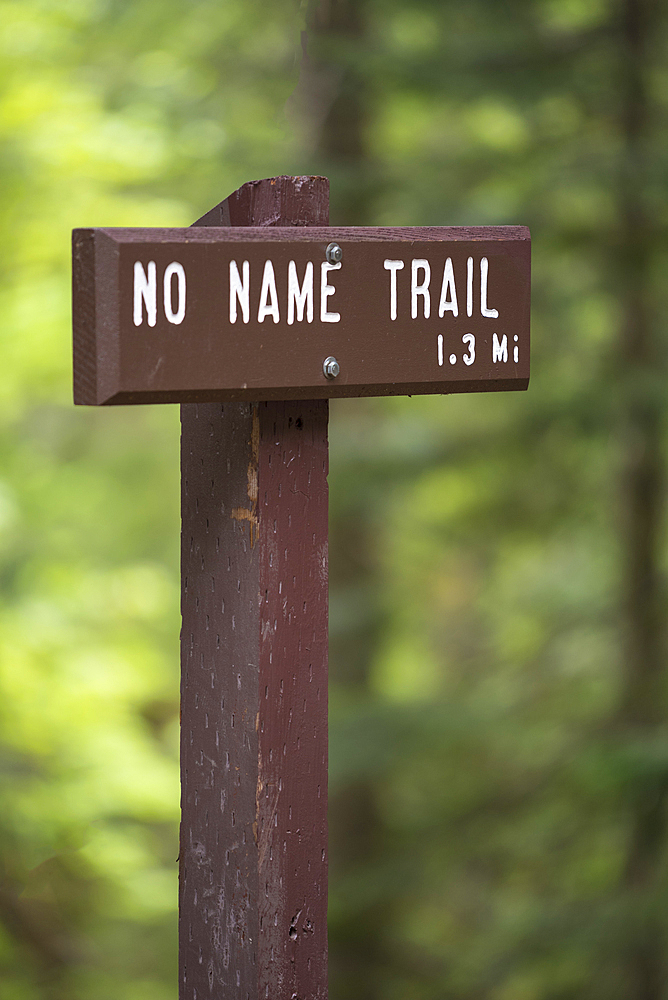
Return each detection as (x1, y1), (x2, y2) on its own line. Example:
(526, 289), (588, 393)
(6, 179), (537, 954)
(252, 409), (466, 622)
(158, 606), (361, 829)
(230, 406), (260, 545)
(148, 356), (164, 383)
(254, 764), (264, 848)
(257, 767), (280, 872)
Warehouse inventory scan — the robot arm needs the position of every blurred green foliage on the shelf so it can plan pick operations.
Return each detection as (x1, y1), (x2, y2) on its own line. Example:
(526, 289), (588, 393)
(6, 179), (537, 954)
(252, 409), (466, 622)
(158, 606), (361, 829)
(1, 0), (667, 998)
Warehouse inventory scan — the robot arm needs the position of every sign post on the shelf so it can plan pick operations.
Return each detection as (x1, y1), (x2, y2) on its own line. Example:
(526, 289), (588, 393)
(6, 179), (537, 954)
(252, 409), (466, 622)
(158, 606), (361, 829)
(72, 175), (530, 1000)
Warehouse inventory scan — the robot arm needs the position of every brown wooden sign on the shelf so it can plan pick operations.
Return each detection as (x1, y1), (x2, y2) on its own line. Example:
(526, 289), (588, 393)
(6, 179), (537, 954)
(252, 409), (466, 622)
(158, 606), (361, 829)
(72, 174), (532, 1000)
(73, 225), (530, 405)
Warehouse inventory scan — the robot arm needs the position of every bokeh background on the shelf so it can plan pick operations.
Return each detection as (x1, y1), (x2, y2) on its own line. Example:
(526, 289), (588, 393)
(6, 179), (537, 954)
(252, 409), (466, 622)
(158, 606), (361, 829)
(1, 0), (667, 997)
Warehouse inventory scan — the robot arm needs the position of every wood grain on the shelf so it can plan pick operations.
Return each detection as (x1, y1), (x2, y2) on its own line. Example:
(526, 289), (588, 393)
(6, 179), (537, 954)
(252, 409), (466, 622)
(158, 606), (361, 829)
(80, 224), (530, 243)
(71, 229), (97, 405)
(180, 177), (329, 1000)
(180, 401), (260, 997)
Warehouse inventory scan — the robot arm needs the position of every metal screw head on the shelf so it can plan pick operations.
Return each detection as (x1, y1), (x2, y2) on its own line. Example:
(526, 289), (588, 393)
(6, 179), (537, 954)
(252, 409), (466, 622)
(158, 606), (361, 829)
(325, 242), (343, 265)
(323, 356), (340, 379)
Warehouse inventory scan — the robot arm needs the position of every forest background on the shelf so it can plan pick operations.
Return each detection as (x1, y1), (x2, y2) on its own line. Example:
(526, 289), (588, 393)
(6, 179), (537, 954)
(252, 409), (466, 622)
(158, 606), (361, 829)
(1, 0), (667, 998)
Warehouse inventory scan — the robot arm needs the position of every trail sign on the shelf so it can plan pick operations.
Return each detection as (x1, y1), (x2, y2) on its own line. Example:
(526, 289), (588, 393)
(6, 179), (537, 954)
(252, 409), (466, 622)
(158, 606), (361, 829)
(73, 226), (530, 405)
(72, 175), (530, 1000)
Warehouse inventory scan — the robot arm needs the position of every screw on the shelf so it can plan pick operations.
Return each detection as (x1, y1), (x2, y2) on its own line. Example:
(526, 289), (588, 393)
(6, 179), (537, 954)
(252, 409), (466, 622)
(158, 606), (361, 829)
(325, 242), (343, 265)
(323, 357), (340, 379)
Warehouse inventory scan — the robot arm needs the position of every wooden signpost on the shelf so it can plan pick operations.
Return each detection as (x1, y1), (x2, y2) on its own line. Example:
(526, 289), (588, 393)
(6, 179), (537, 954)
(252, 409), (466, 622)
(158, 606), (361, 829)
(72, 175), (530, 1000)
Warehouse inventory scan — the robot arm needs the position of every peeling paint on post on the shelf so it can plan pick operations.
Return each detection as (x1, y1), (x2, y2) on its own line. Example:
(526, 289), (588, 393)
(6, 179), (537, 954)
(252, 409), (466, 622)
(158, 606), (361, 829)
(179, 177), (330, 1000)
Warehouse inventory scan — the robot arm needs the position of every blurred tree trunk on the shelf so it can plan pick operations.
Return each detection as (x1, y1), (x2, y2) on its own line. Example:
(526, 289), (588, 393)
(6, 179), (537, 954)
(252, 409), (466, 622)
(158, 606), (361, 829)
(293, 0), (376, 225)
(617, 0), (667, 996)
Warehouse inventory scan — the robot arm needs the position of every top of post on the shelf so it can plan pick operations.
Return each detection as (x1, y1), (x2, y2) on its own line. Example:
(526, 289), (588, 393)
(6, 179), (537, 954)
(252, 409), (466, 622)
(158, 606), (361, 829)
(193, 175), (330, 228)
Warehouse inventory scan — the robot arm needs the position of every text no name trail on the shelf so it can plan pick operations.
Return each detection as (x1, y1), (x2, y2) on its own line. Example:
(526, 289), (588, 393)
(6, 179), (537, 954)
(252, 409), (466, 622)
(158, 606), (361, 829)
(73, 225), (530, 406)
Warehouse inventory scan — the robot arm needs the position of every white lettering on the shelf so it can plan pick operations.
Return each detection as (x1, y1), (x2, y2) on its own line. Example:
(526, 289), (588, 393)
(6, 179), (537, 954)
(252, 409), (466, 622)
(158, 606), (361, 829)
(438, 257), (458, 318)
(384, 260), (404, 321)
(230, 261), (250, 324)
(514, 334), (519, 363)
(258, 261), (280, 324)
(462, 334), (475, 366)
(411, 259), (431, 319)
(480, 258), (499, 318)
(163, 262), (186, 325)
(287, 261), (314, 325)
(492, 333), (508, 362)
(133, 261), (156, 327)
(321, 262), (341, 323)
(437, 333), (444, 366)
(467, 257), (473, 318)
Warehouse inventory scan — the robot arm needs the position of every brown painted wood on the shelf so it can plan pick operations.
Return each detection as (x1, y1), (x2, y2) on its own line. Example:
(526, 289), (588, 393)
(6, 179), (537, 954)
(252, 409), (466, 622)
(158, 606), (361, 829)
(72, 225), (531, 405)
(180, 177), (329, 1000)
(71, 174), (532, 996)
(77, 224), (528, 242)
(193, 175), (329, 228)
